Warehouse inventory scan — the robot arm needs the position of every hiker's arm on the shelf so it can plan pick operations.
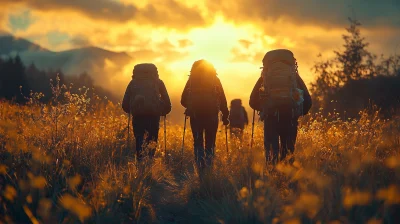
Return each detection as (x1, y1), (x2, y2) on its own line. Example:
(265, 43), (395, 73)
(180, 80), (190, 108)
(122, 81), (133, 113)
(159, 80), (172, 116)
(249, 77), (263, 111)
(296, 74), (312, 115)
(217, 78), (229, 117)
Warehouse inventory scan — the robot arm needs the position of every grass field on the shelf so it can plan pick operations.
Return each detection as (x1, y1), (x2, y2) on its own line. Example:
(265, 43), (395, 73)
(1, 87), (400, 223)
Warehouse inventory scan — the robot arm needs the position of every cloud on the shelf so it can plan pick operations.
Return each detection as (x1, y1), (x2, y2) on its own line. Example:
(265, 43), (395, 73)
(8, 9), (34, 32)
(1, 0), (208, 30)
(137, 0), (207, 30)
(178, 39), (193, 48)
(47, 31), (70, 47)
(1, 0), (137, 22)
(206, 0), (400, 29)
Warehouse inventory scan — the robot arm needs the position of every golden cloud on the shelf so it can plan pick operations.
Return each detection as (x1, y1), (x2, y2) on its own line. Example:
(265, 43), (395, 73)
(1, 0), (209, 30)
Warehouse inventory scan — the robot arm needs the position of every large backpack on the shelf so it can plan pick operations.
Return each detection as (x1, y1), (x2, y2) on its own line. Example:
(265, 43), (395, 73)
(229, 99), (246, 128)
(187, 60), (220, 116)
(260, 49), (302, 118)
(128, 63), (161, 116)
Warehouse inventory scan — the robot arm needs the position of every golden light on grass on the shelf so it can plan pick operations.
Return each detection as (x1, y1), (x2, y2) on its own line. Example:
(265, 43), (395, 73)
(3, 185), (17, 202)
(30, 176), (47, 189)
(342, 188), (372, 209)
(376, 185), (400, 205)
(59, 194), (92, 222)
(67, 174), (82, 190)
(23, 205), (40, 224)
(0, 85), (400, 223)
(0, 164), (7, 175)
(38, 198), (52, 219)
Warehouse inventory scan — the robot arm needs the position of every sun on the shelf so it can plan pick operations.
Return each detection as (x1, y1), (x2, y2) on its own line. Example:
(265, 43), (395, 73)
(164, 16), (276, 103)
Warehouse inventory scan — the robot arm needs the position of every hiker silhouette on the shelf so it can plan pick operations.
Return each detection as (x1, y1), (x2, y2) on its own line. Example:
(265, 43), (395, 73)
(181, 59), (229, 171)
(229, 99), (248, 139)
(122, 63), (171, 161)
(249, 49), (312, 165)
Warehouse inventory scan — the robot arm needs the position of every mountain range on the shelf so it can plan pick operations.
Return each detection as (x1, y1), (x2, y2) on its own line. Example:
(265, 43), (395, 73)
(0, 34), (132, 76)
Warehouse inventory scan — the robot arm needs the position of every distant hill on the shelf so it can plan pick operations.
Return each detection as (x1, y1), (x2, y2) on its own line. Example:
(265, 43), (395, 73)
(0, 35), (132, 76)
(0, 35), (49, 55)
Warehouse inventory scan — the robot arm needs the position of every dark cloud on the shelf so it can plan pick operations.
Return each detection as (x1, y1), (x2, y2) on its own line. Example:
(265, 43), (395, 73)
(207, 0), (400, 28)
(139, 0), (207, 30)
(1, 0), (208, 29)
(0, 0), (137, 22)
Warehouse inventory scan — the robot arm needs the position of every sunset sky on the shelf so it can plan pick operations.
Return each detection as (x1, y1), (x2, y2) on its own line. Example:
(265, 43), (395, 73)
(1, 0), (399, 119)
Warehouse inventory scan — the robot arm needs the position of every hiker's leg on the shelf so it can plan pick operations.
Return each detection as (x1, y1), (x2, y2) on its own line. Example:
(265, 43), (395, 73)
(132, 116), (145, 161)
(264, 117), (279, 164)
(204, 115), (219, 167)
(279, 133), (288, 162)
(279, 119), (298, 162)
(190, 116), (205, 169)
(146, 116), (160, 159)
(287, 120), (298, 163)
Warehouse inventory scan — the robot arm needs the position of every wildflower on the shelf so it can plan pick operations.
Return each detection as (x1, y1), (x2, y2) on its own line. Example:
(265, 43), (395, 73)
(294, 193), (321, 218)
(0, 164), (7, 174)
(367, 218), (383, 224)
(31, 176), (47, 189)
(252, 163), (263, 174)
(342, 188), (372, 209)
(68, 175), (82, 190)
(385, 156), (400, 168)
(26, 195), (33, 204)
(38, 199), (52, 219)
(239, 187), (249, 199)
(255, 179), (264, 189)
(376, 185), (400, 205)
(60, 194), (92, 222)
(3, 185), (17, 201)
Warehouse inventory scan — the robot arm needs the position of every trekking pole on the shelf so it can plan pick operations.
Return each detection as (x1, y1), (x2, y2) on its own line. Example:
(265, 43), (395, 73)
(181, 115), (187, 165)
(250, 109), (255, 149)
(127, 112), (131, 159)
(225, 125), (229, 154)
(164, 115), (167, 159)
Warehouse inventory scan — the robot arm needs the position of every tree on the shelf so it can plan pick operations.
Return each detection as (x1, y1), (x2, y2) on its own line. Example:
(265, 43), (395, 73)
(311, 18), (376, 106)
(0, 55), (30, 102)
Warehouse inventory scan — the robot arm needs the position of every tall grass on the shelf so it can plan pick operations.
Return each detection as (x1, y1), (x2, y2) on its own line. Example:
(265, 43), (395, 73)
(1, 81), (400, 223)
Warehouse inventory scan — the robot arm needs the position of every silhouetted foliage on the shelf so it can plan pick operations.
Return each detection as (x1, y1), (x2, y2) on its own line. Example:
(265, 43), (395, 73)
(0, 56), (117, 104)
(0, 55), (30, 103)
(311, 18), (400, 118)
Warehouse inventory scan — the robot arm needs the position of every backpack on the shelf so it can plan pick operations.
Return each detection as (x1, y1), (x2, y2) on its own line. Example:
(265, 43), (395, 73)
(128, 63), (161, 116)
(229, 99), (246, 128)
(260, 49), (303, 118)
(187, 60), (220, 115)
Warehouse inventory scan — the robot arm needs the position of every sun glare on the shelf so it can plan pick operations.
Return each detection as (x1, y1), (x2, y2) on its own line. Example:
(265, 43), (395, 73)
(168, 16), (260, 82)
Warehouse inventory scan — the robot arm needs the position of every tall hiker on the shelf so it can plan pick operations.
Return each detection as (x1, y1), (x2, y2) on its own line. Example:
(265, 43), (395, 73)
(229, 99), (248, 139)
(122, 63), (171, 161)
(249, 49), (312, 164)
(181, 59), (229, 171)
